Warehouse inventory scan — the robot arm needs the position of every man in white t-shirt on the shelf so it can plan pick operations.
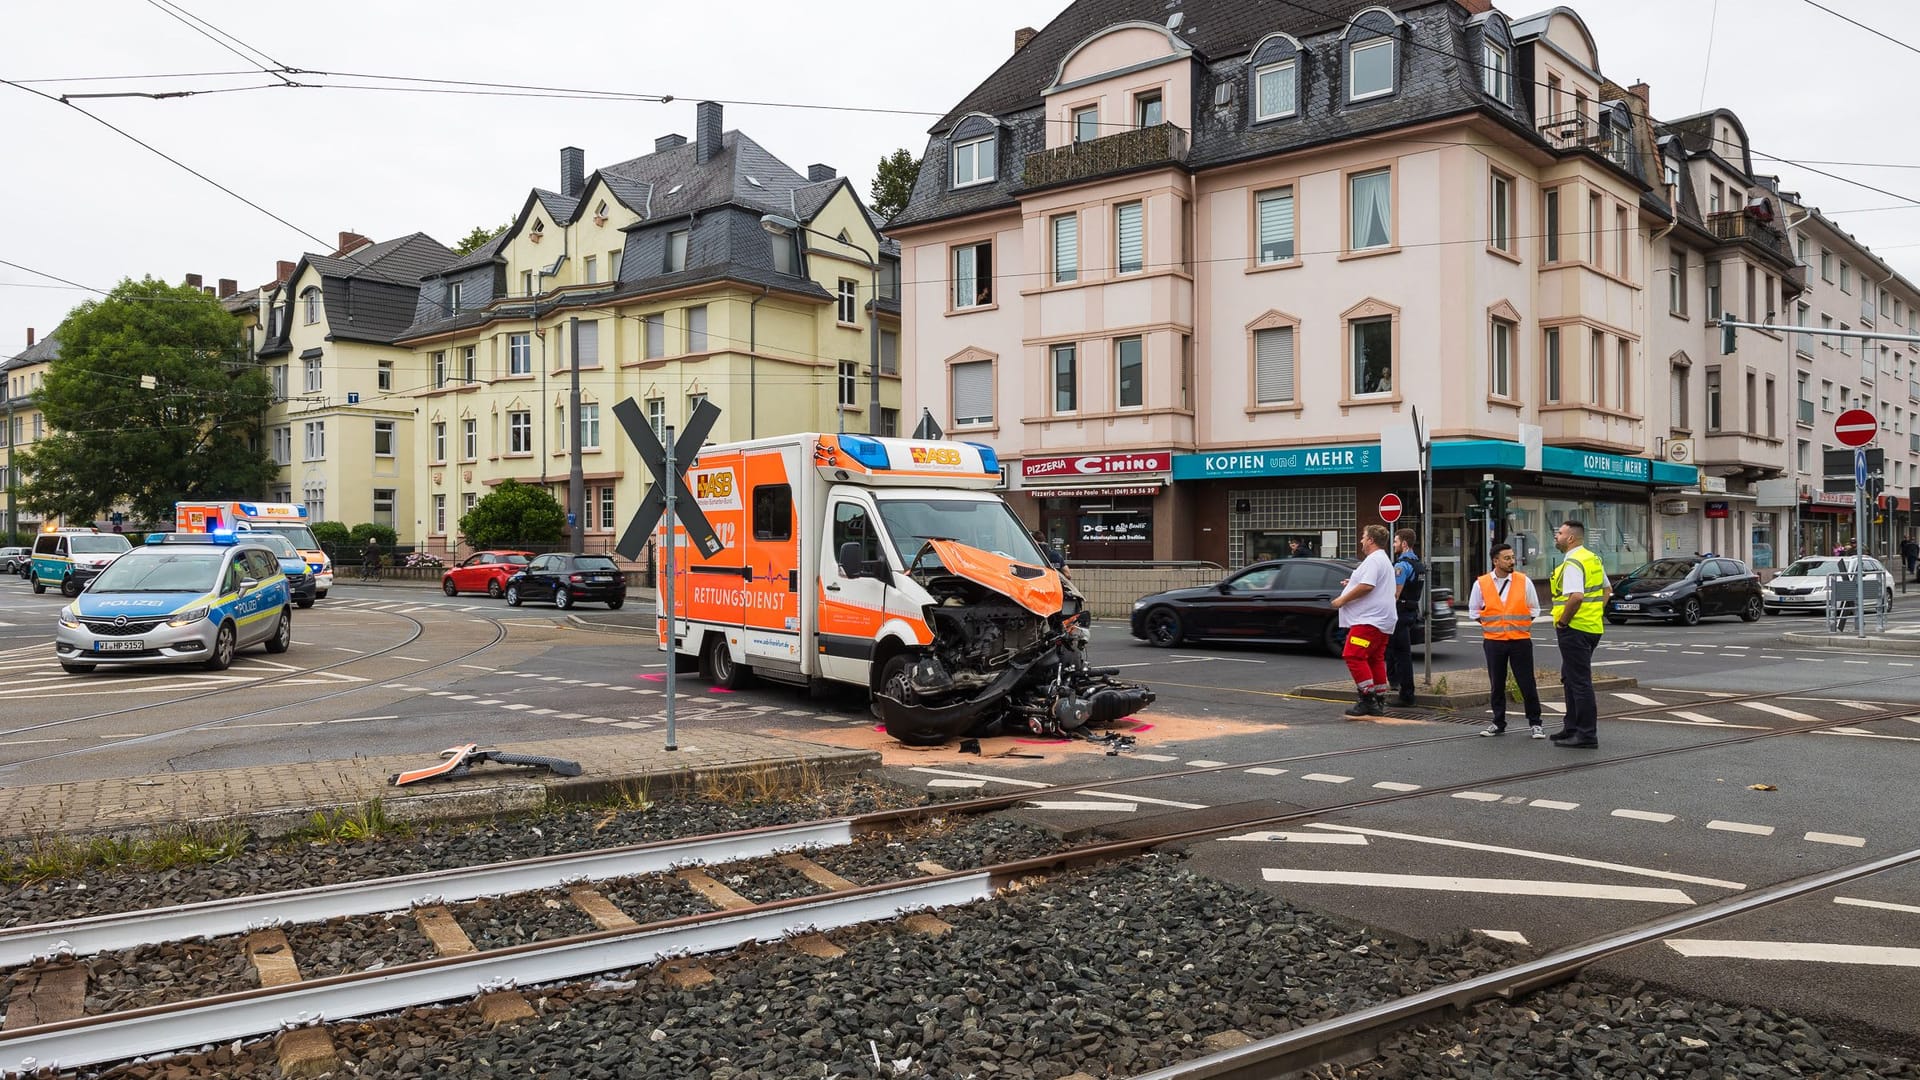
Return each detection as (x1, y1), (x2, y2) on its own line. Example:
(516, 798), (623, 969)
(1330, 523), (1398, 717)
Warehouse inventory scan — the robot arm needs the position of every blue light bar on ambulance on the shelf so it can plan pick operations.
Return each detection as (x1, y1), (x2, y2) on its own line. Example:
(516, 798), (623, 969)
(838, 435), (893, 471)
(961, 441), (999, 475)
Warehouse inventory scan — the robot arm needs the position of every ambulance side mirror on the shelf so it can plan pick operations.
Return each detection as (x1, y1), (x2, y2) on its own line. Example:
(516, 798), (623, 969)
(838, 542), (868, 579)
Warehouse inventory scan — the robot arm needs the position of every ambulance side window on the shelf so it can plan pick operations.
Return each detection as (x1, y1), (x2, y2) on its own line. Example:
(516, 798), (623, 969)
(832, 502), (882, 565)
(752, 485), (793, 541)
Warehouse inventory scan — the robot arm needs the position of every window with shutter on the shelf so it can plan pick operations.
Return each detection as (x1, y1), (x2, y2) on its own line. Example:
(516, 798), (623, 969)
(1116, 203), (1144, 274)
(951, 361), (994, 425)
(1254, 327), (1295, 404)
(576, 323), (598, 368)
(1052, 214), (1078, 284)
(1256, 189), (1294, 263)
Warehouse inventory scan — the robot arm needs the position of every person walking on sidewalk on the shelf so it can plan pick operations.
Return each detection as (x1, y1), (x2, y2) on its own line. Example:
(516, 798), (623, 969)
(1549, 520), (1607, 748)
(1470, 543), (1544, 738)
(1386, 528), (1423, 706)
(1331, 524), (1398, 718)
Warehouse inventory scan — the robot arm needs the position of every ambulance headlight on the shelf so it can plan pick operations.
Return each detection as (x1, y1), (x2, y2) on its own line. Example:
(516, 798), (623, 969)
(59, 606), (80, 629)
(168, 606), (210, 627)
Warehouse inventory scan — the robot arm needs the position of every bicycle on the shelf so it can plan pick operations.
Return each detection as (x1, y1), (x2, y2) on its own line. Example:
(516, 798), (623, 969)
(358, 555), (384, 582)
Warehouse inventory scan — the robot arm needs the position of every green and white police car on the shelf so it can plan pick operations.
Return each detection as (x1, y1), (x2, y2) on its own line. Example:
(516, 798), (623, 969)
(55, 532), (292, 674)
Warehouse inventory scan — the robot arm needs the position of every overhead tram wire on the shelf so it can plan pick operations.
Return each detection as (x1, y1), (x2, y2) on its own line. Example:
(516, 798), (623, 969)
(141, 0), (294, 86)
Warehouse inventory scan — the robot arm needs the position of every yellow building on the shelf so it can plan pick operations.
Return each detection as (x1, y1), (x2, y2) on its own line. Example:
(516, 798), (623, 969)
(1, 328), (54, 538)
(255, 233), (457, 535)
(394, 101), (901, 554)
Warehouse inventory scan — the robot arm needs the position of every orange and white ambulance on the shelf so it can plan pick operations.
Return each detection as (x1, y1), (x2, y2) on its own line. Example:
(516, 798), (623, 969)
(658, 433), (1153, 745)
(175, 501), (334, 598)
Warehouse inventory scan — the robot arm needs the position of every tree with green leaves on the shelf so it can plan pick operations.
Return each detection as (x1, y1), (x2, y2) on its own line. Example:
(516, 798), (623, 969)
(452, 223), (511, 257)
(459, 480), (565, 549)
(869, 149), (921, 222)
(17, 277), (276, 527)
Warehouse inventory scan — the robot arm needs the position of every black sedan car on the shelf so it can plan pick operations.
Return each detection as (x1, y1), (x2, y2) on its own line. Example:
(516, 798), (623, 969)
(1130, 557), (1456, 655)
(1604, 555), (1763, 625)
(504, 553), (628, 610)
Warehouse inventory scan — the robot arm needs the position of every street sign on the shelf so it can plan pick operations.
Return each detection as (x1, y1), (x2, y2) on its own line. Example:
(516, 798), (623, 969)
(1856, 449), (1869, 489)
(1378, 493), (1403, 523)
(1835, 408), (1878, 448)
(612, 397), (724, 562)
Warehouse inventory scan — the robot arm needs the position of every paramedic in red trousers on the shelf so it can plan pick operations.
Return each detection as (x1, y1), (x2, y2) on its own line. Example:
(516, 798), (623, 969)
(1469, 542), (1545, 739)
(1331, 523), (1397, 717)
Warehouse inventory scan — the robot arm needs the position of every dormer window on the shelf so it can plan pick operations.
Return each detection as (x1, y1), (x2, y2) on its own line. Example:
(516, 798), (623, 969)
(1133, 91), (1162, 129)
(301, 287), (321, 325)
(951, 133), (996, 187)
(1254, 60), (1297, 120)
(447, 282), (463, 314)
(530, 218), (545, 244)
(1482, 42), (1510, 101)
(1348, 37), (1394, 101)
(1071, 106), (1099, 143)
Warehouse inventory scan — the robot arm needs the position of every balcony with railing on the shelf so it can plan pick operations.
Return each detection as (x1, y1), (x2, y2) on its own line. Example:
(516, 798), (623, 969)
(1536, 111), (1635, 173)
(1911, 432), (1919, 454)
(1023, 123), (1190, 191)
(1700, 430), (1786, 475)
(1706, 210), (1793, 262)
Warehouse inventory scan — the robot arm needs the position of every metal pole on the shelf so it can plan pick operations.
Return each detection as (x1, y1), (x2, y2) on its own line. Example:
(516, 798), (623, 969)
(1857, 480), (1866, 639)
(567, 317), (585, 556)
(663, 422), (678, 752)
(1415, 406), (1432, 687)
(868, 261), (881, 435)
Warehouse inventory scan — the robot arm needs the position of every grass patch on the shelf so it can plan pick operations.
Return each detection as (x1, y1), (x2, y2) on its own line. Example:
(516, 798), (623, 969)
(0, 822), (250, 886)
(283, 799), (410, 846)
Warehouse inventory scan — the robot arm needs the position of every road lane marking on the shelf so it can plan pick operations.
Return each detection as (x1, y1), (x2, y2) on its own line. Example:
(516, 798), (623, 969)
(1738, 702), (1822, 723)
(926, 778), (985, 789)
(1611, 693), (1662, 705)
(1476, 930), (1529, 944)
(1814, 730), (1920, 742)
(1706, 820), (1774, 836)
(1301, 824), (1745, 889)
(1672, 711), (1722, 724)
(1627, 717), (1770, 730)
(1373, 781), (1421, 791)
(1835, 896), (1920, 915)
(1026, 800), (1138, 812)
(1530, 799), (1579, 810)
(1078, 790), (1207, 809)
(1221, 831), (1367, 845)
(1452, 791), (1503, 802)
(908, 767), (1049, 789)
(1613, 809), (1677, 823)
(1244, 767), (1288, 776)
(1301, 773), (1353, 784)
(1185, 760), (1228, 768)
(1805, 832), (1866, 847)
(1591, 660), (1644, 667)
(1134, 754), (1178, 762)
(1170, 654), (1267, 664)
(1260, 869), (1694, 905)
(1665, 940), (1920, 967)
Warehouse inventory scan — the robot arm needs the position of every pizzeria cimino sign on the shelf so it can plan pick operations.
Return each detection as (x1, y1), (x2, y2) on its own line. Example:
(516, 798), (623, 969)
(1022, 451), (1172, 480)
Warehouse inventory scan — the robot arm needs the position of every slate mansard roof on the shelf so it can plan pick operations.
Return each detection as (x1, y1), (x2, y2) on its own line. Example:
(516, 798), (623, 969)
(260, 233), (457, 355)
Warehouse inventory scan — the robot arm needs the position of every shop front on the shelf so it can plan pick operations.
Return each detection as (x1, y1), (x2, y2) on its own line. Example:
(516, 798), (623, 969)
(1799, 488), (1856, 557)
(1015, 450), (1171, 562)
(1171, 443), (1389, 569)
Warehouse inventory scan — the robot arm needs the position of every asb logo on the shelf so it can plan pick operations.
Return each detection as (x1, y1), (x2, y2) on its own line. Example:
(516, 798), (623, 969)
(696, 472), (734, 500)
(689, 467), (743, 511)
(909, 446), (965, 467)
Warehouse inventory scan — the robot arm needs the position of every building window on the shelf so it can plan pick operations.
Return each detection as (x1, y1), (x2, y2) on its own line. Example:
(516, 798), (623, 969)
(464, 491), (477, 518)
(598, 486), (615, 531)
(1115, 336), (1144, 408)
(1673, 363), (1690, 430)
(271, 426), (291, 465)
(575, 323), (598, 369)
(1746, 371), (1758, 431)
(1616, 339), (1631, 412)
(1821, 313), (1834, 348)
(953, 241), (993, 308)
(579, 403), (600, 450)
(1542, 188), (1560, 262)
(1254, 326), (1295, 405)
(303, 484), (325, 523)
(1490, 318), (1513, 399)
(1545, 328), (1563, 403)
(522, 270), (535, 296)
(1709, 180), (1723, 215)
(646, 397), (665, 440)
(1821, 379), (1833, 410)
(688, 392), (708, 418)
(1489, 172), (1512, 253)
(1706, 367), (1723, 431)
(373, 420), (395, 458)
(1840, 263), (1853, 294)
(836, 279), (859, 324)
(1115, 202), (1144, 274)
(951, 134), (996, 187)
(1051, 343), (1077, 413)
(302, 288), (321, 324)
(1841, 322), (1852, 357)
(1766, 376), (1777, 438)
(1820, 248), (1832, 282)
(433, 494), (446, 535)
(1134, 91), (1162, 128)
(304, 356), (322, 393)
(432, 350), (447, 388)
(1351, 318), (1392, 396)
(554, 404), (566, 451)
(508, 333), (531, 375)
(378, 360), (393, 392)
(610, 249), (622, 279)
(373, 489), (396, 527)
(951, 360), (993, 426)
(508, 410), (531, 453)
(771, 231), (797, 274)
(838, 361), (858, 407)
(1707, 263), (1722, 319)
(645, 313), (666, 358)
(303, 420), (325, 460)
(462, 418), (477, 460)
(880, 330), (898, 375)
(687, 305), (708, 352)
(1589, 330), (1605, 405)
(880, 407), (899, 436)
(1254, 60), (1297, 120)
(583, 254), (597, 284)
(1669, 249), (1687, 315)
(1482, 41), (1510, 100)
(1587, 193), (1602, 267)
(269, 365), (286, 401)
(431, 421), (447, 462)
(462, 344), (477, 382)
(1051, 213), (1078, 283)
(1615, 207), (1630, 276)
(1256, 188), (1295, 264)
(447, 282), (463, 314)
(1348, 37), (1394, 101)
(1071, 105), (1099, 143)
(1746, 266), (1758, 324)
(1349, 169), (1391, 251)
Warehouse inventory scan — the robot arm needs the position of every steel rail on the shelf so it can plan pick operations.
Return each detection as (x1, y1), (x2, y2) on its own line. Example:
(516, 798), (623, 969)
(1122, 844), (1920, 1080)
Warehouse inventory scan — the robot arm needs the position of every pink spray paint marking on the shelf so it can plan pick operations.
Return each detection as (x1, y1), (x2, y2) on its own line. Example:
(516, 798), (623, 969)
(638, 673), (665, 682)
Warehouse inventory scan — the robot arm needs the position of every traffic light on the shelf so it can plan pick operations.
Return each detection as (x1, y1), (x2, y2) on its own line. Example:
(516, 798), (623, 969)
(1478, 477), (1511, 527)
(1719, 314), (1737, 355)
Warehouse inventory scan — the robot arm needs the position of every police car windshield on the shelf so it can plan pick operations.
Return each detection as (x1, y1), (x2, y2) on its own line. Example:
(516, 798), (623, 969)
(89, 552), (224, 593)
(252, 525), (319, 549)
(875, 497), (1047, 567)
(249, 535), (298, 557)
(70, 535), (131, 554)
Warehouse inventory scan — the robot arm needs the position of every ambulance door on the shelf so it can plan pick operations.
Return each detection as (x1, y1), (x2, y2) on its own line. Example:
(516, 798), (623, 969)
(736, 452), (804, 673)
(681, 458), (748, 636)
(817, 493), (890, 685)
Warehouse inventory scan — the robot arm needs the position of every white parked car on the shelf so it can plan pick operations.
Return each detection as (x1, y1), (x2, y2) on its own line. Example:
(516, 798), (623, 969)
(1761, 556), (1891, 615)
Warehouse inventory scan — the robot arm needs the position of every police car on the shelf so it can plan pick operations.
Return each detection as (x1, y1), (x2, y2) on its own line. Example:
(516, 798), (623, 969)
(54, 532), (293, 674)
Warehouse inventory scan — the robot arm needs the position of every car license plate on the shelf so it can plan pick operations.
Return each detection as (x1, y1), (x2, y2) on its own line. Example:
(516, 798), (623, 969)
(1616, 603), (1640, 612)
(590, 574), (611, 582)
(94, 640), (144, 652)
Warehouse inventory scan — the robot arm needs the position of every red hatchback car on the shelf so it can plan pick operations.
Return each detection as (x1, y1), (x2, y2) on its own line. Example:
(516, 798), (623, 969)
(441, 551), (534, 597)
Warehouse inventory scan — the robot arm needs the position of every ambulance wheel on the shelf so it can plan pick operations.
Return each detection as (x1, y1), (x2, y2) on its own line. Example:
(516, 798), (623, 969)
(31, 577), (45, 594)
(505, 584), (523, 607)
(60, 576), (79, 598)
(61, 663), (95, 675)
(204, 623), (236, 672)
(265, 610), (292, 654)
(702, 634), (749, 690)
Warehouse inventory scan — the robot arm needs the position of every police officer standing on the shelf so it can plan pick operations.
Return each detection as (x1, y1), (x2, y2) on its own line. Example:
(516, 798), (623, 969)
(1386, 528), (1423, 706)
(1550, 520), (1606, 748)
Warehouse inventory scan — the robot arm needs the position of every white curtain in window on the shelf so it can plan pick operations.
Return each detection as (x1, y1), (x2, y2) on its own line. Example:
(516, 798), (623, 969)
(1258, 190), (1295, 262)
(1257, 62), (1296, 118)
(1116, 204), (1143, 273)
(1351, 171), (1391, 249)
(1052, 215), (1078, 283)
(952, 361), (993, 424)
(953, 246), (977, 307)
(1255, 327), (1295, 403)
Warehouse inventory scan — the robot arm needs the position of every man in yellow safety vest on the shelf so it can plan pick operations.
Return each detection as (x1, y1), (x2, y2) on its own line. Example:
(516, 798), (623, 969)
(1549, 520), (1607, 748)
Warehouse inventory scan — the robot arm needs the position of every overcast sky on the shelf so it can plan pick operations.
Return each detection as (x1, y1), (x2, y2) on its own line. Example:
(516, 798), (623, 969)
(5, 0), (1919, 352)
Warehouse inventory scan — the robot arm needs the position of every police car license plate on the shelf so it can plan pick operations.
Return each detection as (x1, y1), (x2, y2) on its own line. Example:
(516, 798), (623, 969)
(1616, 603), (1640, 611)
(94, 640), (144, 652)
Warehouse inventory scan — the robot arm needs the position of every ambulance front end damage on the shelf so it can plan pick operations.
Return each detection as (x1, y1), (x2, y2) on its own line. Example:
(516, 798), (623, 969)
(875, 540), (1155, 746)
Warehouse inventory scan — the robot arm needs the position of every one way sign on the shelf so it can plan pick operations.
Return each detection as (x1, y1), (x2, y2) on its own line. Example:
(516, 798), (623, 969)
(613, 396), (724, 562)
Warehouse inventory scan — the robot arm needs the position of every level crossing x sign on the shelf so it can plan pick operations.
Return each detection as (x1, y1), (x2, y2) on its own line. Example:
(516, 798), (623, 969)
(613, 396), (725, 562)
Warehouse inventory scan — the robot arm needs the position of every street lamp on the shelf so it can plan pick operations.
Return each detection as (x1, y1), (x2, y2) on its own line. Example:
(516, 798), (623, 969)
(760, 214), (881, 437)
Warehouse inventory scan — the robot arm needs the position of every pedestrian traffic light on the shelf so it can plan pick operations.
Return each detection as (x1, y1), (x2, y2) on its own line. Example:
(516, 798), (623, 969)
(1478, 478), (1497, 504)
(1492, 480), (1512, 525)
(1719, 314), (1737, 355)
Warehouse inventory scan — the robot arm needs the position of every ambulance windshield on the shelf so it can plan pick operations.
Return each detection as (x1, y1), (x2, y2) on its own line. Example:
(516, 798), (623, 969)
(251, 524), (320, 550)
(874, 497), (1047, 567)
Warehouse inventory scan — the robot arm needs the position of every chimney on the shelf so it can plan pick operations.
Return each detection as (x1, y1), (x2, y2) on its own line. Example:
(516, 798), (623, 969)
(25, 328), (34, 348)
(335, 231), (371, 256)
(808, 164), (836, 182)
(695, 101), (722, 164)
(560, 146), (586, 197)
(655, 133), (687, 153)
(275, 260), (295, 283)
(1627, 81), (1651, 114)
(1451, 0), (1493, 12)
(1014, 26), (1038, 52)
(219, 277), (237, 296)
(185, 273), (203, 291)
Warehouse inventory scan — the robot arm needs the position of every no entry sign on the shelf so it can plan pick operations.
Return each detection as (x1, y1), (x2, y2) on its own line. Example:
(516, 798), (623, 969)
(1378, 493), (1403, 523)
(1835, 408), (1878, 448)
